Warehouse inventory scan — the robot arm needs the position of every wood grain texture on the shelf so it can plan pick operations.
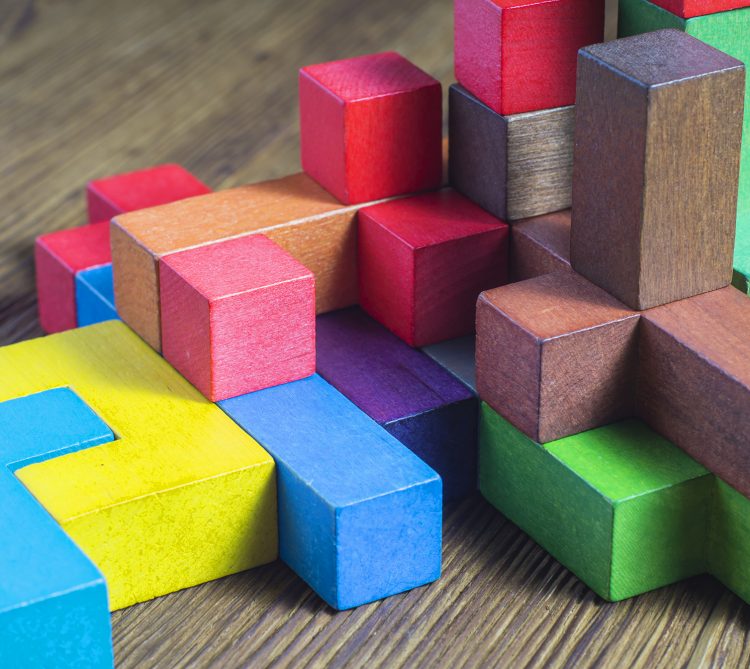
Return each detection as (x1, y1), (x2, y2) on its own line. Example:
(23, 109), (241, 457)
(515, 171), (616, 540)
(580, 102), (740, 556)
(510, 209), (572, 281)
(6, 1), (750, 667)
(449, 85), (574, 221)
(571, 29), (745, 311)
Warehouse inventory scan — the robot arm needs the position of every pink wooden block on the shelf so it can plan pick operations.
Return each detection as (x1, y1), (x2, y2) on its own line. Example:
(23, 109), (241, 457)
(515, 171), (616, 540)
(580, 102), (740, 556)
(35, 222), (111, 333)
(86, 163), (211, 223)
(358, 190), (510, 347)
(160, 235), (316, 402)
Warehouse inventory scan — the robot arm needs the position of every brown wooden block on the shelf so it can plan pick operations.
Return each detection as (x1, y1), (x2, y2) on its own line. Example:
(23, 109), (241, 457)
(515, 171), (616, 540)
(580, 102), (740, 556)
(510, 209), (572, 282)
(476, 271), (639, 443)
(112, 173), (362, 351)
(448, 84), (574, 221)
(638, 286), (750, 498)
(571, 29), (745, 311)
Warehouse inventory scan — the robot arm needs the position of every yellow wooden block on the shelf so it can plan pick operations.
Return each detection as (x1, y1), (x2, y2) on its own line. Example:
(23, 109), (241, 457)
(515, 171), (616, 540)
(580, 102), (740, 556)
(2, 320), (277, 610)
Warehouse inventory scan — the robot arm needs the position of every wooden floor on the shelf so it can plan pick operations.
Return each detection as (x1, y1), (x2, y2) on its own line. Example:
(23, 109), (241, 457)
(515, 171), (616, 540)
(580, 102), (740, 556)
(2, 1), (750, 666)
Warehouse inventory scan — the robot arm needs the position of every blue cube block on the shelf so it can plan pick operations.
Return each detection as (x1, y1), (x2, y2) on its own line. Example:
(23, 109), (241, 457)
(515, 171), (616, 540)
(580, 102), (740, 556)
(76, 264), (118, 327)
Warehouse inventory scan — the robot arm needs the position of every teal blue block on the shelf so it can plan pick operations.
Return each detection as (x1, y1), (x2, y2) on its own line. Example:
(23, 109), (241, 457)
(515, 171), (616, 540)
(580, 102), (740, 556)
(0, 388), (114, 668)
(76, 264), (118, 327)
(220, 374), (442, 610)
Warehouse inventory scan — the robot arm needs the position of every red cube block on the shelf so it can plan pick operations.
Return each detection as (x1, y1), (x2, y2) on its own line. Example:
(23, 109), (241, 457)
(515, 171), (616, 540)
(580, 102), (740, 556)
(35, 222), (111, 333)
(649, 0), (749, 18)
(86, 163), (211, 223)
(299, 52), (443, 205)
(358, 190), (510, 347)
(160, 235), (316, 402)
(454, 0), (605, 116)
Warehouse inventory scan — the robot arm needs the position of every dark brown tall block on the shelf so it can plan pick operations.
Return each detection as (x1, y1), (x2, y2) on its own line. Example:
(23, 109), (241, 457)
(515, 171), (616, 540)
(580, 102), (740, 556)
(511, 209), (572, 282)
(571, 29), (745, 311)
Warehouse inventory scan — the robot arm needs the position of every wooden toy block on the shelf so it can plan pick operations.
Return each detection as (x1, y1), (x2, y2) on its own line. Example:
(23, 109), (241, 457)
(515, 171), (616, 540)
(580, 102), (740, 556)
(1, 320), (277, 610)
(35, 221), (110, 333)
(219, 374), (442, 610)
(643, 0), (749, 19)
(479, 404), (711, 601)
(0, 388), (114, 668)
(76, 264), (118, 327)
(618, 1), (750, 295)
(86, 163), (211, 223)
(449, 85), (575, 221)
(316, 307), (477, 500)
(422, 335), (477, 394)
(112, 173), (368, 351)
(510, 209), (572, 282)
(454, 0), (605, 116)
(160, 235), (316, 402)
(299, 52), (443, 205)
(476, 272), (640, 443)
(358, 190), (509, 347)
(638, 286), (750, 500)
(572, 30), (745, 311)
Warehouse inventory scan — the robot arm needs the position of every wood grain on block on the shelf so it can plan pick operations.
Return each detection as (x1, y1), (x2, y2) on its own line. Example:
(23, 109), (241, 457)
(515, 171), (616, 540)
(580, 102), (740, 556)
(35, 221), (111, 333)
(160, 235), (315, 402)
(638, 286), (750, 499)
(299, 52), (442, 205)
(112, 173), (363, 351)
(219, 374), (442, 610)
(476, 271), (639, 443)
(86, 163), (210, 224)
(510, 209), (571, 281)
(572, 29), (745, 311)
(449, 85), (574, 221)
(422, 335), (477, 394)
(76, 264), (118, 327)
(454, 0), (604, 116)
(648, 0), (750, 18)
(3, 321), (277, 611)
(316, 307), (477, 500)
(358, 190), (509, 347)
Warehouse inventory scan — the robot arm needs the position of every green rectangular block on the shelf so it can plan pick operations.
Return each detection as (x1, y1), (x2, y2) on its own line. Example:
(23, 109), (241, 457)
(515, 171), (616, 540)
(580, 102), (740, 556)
(479, 403), (711, 601)
(618, 0), (750, 292)
(709, 478), (750, 603)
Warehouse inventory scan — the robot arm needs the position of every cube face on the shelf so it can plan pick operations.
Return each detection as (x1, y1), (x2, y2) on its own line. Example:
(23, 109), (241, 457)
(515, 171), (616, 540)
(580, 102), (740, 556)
(510, 210), (572, 282)
(300, 52), (442, 204)
(455, 0), (605, 116)
(649, 0), (750, 18)
(76, 264), (118, 327)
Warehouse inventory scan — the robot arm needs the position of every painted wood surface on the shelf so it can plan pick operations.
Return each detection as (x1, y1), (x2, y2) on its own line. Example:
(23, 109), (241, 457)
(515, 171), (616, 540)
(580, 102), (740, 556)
(160, 235), (315, 401)
(454, 0), (605, 116)
(571, 29), (744, 311)
(299, 52), (443, 205)
(422, 335), (477, 393)
(358, 190), (509, 347)
(449, 85), (574, 221)
(648, 0), (750, 18)
(76, 264), (118, 327)
(219, 374), (442, 610)
(510, 209), (572, 281)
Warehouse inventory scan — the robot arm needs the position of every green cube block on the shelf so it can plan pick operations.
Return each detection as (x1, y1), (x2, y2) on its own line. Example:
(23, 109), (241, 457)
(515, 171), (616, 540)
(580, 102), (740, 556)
(618, 0), (750, 293)
(479, 403), (711, 601)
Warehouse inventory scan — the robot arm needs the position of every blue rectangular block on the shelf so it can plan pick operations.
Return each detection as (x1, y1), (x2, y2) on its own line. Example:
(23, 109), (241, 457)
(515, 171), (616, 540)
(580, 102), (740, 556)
(0, 388), (114, 668)
(220, 374), (442, 610)
(76, 264), (118, 327)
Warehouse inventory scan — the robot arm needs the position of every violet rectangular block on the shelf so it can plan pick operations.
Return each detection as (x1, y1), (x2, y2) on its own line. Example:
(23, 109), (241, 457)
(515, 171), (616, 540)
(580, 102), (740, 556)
(316, 307), (478, 500)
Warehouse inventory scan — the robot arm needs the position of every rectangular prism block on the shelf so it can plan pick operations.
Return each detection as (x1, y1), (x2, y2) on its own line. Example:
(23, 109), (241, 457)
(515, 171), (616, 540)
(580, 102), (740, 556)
(220, 374), (442, 610)
(160, 235), (316, 401)
(572, 29), (745, 310)
(300, 52), (442, 205)
(449, 85), (574, 221)
(510, 209), (572, 281)
(316, 308), (477, 500)
(422, 335), (477, 394)
(646, 0), (749, 19)
(709, 478), (750, 604)
(76, 264), (118, 327)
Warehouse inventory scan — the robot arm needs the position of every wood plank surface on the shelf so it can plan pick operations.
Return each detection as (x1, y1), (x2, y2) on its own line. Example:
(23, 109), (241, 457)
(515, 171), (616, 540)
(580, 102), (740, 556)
(2, 1), (750, 667)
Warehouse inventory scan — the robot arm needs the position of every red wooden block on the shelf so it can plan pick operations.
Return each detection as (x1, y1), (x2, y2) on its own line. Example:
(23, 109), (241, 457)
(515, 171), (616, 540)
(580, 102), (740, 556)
(454, 0), (605, 115)
(160, 235), (316, 402)
(649, 0), (749, 18)
(35, 222), (111, 333)
(86, 163), (211, 223)
(299, 52), (443, 205)
(358, 190), (509, 347)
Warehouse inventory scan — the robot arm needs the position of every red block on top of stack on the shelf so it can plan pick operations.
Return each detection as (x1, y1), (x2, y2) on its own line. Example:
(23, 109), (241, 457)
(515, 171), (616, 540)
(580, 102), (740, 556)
(86, 163), (211, 223)
(454, 0), (605, 116)
(160, 234), (316, 402)
(358, 190), (510, 348)
(648, 0), (750, 18)
(299, 52), (443, 205)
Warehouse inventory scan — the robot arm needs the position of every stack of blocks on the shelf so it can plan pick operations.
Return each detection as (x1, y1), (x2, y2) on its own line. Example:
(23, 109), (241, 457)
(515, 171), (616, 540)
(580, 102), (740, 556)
(5, 1), (750, 665)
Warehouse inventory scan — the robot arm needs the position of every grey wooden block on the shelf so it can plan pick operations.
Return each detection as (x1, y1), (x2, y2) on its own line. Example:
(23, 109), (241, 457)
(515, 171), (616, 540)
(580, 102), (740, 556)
(448, 84), (574, 222)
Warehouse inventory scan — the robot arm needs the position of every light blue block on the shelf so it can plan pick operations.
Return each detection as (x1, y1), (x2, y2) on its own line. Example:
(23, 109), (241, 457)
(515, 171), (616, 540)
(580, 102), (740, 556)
(76, 264), (118, 327)
(0, 388), (114, 668)
(220, 374), (442, 610)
